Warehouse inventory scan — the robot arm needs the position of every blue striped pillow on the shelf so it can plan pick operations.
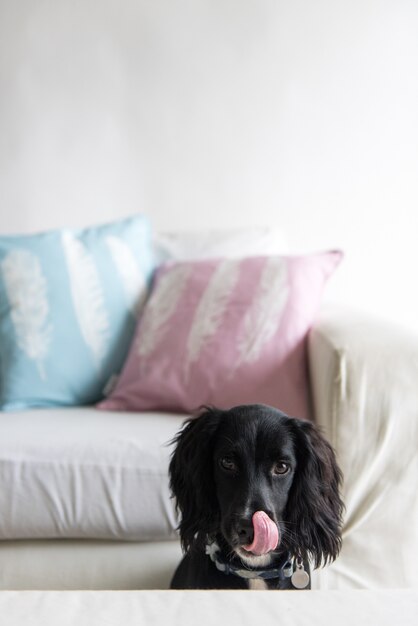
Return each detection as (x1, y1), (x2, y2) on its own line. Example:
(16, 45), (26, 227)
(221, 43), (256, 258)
(0, 215), (154, 410)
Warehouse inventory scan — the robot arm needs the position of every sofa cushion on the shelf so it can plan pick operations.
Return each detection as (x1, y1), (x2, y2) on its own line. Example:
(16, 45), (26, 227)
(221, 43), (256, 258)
(0, 215), (154, 410)
(100, 252), (342, 420)
(0, 407), (185, 540)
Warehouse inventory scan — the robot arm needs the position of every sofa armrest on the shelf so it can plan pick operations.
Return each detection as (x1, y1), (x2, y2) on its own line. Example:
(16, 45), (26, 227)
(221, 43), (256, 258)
(308, 307), (418, 589)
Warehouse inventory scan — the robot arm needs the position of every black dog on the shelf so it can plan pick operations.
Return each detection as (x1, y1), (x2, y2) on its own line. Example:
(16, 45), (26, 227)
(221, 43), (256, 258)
(169, 404), (343, 589)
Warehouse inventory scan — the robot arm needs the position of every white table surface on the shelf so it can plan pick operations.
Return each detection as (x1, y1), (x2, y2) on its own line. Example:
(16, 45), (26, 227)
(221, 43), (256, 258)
(0, 590), (416, 626)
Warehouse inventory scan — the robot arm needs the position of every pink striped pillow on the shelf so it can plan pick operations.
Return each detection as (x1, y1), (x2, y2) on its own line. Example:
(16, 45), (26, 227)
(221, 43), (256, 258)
(99, 252), (342, 419)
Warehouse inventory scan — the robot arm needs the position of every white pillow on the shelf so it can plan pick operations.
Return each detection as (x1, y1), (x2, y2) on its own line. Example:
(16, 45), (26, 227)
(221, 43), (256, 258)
(153, 226), (288, 264)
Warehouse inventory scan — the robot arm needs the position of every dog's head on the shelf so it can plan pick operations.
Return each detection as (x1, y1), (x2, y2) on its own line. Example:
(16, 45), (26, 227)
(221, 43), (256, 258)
(169, 404), (343, 568)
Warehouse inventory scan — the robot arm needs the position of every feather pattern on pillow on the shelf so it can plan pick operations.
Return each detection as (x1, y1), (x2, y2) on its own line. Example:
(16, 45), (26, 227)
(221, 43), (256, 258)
(0, 249), (51, 379)
(62, 232), (110, 368)
(106, 235), (147, 316)
(236, 257), (289, 366)
(137, 264), (190, 360)
(184, 259), (240, 381)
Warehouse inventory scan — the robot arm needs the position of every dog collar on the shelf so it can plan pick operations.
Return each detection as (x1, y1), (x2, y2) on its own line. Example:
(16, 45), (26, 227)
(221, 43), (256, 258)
(205, 540), (293, 581)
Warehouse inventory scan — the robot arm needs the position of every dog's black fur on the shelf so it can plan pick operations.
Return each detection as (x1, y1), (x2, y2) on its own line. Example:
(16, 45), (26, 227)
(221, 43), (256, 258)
(169, 404), (343, 589)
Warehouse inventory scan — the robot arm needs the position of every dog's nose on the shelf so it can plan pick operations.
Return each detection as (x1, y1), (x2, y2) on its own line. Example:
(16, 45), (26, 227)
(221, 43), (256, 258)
(236, 518), (254, 545)
(236, 509), (276, 545)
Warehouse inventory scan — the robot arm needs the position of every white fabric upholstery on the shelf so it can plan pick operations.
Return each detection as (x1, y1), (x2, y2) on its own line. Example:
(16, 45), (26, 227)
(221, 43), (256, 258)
(0, 540), (182, 590)
(0, 590), (416, 626)
(309, 307), (418, 589)
(0, 408), (185, 540)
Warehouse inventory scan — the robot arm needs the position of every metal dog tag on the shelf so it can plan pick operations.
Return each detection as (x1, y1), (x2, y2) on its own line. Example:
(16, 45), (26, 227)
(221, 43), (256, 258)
(291, 558), (310, 589)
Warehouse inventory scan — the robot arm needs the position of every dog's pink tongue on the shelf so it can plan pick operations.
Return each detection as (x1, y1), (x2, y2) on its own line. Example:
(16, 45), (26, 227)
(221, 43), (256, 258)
(243, 511), (279, 556)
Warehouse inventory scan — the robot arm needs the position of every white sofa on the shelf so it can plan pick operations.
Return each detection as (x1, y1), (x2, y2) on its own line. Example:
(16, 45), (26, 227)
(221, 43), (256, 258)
(0, 230), (417, 591)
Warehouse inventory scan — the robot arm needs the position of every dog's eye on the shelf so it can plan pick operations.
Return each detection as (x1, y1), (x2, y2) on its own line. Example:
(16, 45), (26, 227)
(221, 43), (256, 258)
(273, 462), (290, 475)
(219, 457), (237, 472)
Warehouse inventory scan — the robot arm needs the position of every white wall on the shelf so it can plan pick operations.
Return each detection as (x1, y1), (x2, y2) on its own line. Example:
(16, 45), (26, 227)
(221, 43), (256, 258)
(0, 1), (417, 330)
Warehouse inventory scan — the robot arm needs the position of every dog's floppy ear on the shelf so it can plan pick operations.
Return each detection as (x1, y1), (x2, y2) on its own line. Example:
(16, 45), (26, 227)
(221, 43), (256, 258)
(169, 407), (222, 551)
(285, 419), (344, 568)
